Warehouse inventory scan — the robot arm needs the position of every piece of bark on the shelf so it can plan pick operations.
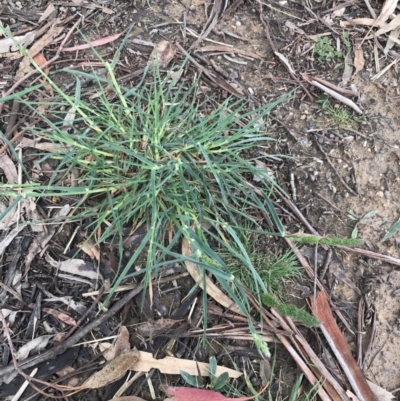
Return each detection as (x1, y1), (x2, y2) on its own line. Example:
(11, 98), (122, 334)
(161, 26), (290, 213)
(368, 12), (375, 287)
(311, 292), (378, 401)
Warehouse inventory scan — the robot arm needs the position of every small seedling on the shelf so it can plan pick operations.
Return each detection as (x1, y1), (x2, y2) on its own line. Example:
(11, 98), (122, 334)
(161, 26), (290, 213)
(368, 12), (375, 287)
(348, 210), (376, 239)
(313, 36), (343, 62)
(381, 217), (400, 242)
(316, 98), (352, 127)
(180, 356), (230, 391)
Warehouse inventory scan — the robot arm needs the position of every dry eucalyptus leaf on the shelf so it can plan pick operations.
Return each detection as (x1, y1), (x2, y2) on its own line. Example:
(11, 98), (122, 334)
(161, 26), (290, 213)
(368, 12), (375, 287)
(38, 3), (56, 23)
(368, 14), (400, 38)
(0, 226), (25, 255)
(375, 0), (399, 26)
(16, 335), (53, 361)
(83, 349), (140, 389)
(134, 351), (242, 378)
(0, 31), (36, 54)
(148, 40), (176, 68)
(77, 239), (101, 261)
(0, 153), (18, 184)
(102, 326), (130, 361)
(19, 137), (67, 153)
(384, 26), (400, 54)
(353, 41), (365, 75)
(45, 254), (99, 279)
(182, 238), (244, 316)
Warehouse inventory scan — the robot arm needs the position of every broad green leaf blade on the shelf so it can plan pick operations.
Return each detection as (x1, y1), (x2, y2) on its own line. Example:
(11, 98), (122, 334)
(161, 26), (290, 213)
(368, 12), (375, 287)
(212, 372), (229, 391)
(180, 371), (201, 388)
(381, 218), (400, 242)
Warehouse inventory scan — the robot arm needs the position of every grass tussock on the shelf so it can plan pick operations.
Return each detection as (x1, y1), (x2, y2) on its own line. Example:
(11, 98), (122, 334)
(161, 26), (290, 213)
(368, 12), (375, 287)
(0, 31), (292, 314)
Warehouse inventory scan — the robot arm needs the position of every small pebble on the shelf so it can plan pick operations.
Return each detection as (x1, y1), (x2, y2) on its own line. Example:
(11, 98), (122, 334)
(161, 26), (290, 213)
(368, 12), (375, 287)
(71, 6), (76, 11)
(376, 191), (384, 198)
(236, 20), (242, 26)
(248, 87), (254, 95)
(384, 190), (391, 199)
(15, 1), (22, 8)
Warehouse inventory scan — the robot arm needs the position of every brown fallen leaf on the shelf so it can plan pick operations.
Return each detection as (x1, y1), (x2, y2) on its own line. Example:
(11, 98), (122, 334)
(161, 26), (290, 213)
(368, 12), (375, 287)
(83, 349), (140, 389)
(374, 0), (399, 27)
(0, 153), (18, 184)
(77, 239), (101, 261)
(384, 26), (400, 55)
(16, 335), (53, 361)
(366, 14), (400, 39)
(33, 52), (53, 95)
(137, 318), (182, 340)
(38, 3), (56, 23)
(0, 31), (36, 54)
(367, 381), (394, 401)
(19, 137), (66, 153)
(353, 40), (365, 75)
(45, 254), (99, 280)
(134, 351), (242, 378)
(102, 326), (130, 361)
(311, 292), (378, 401)
(182, 238), (244, 316)
(148, 40), (176, 68)
(42, 308), (77, 326)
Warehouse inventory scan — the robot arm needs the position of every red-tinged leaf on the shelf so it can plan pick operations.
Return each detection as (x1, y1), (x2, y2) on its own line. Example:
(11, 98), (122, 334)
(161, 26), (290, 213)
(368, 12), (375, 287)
(33, 53), (53, 95)
(42, 308), (77, 326)
(33, 53), (49, 74)
(161, 382), (269, 401)
(63, 32), (123, 52)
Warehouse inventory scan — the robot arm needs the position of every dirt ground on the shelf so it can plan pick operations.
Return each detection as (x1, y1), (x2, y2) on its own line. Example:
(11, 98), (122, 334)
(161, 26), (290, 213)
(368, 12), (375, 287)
(2, 0), (400, 399)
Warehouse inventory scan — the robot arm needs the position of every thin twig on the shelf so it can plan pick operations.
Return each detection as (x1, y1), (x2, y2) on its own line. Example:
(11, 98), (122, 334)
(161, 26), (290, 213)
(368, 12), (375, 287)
(309, 80), (363, 114)
(315, 192), (341, 212)
(339, 246), (400, 267)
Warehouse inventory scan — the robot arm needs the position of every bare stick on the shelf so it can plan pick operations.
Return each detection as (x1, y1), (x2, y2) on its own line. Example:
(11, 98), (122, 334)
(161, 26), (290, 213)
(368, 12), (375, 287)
(310, 80), (363, 114)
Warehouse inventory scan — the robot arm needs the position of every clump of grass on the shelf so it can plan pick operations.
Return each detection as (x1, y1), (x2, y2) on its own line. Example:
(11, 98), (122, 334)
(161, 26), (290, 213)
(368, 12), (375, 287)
(222, 235), (302, 299)
(316, 98), (352, 128)
(0, 31), (292, 314)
